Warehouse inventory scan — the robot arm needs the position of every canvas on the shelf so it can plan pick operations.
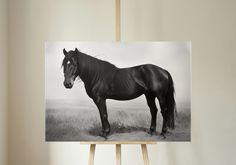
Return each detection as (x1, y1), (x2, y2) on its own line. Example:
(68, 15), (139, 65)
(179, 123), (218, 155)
(45, 42), (191, 141)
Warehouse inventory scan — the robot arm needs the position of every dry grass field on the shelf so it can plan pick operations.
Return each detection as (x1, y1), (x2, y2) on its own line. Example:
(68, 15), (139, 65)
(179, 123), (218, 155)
(46, 100), (190, 141)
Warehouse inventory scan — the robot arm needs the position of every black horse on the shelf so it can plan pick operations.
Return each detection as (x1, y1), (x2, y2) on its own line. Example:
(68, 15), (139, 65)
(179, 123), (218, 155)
(62, 48), (176, 137)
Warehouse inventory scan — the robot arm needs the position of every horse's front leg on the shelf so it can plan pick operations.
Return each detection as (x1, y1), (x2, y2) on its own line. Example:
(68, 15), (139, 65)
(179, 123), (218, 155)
(93, 97), (110, 138)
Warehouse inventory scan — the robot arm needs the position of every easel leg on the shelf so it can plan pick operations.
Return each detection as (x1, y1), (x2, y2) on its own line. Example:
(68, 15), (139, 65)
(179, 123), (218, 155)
(141, 144), (150, 165)
(116, 144), (121, 165)
(88, 144), (96, 165)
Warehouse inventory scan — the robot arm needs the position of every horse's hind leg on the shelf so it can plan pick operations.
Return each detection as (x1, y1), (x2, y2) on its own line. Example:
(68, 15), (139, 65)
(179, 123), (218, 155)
(145, 92), (158, 135)
(159, 97), (168, 136)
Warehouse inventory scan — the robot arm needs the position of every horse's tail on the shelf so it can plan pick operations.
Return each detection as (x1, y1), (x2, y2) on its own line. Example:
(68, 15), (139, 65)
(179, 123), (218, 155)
(165, 71), (176, 129)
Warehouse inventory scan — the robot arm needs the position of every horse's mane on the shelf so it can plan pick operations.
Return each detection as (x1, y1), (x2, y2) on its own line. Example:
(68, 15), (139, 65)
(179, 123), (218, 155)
(76, 51), (118, 83)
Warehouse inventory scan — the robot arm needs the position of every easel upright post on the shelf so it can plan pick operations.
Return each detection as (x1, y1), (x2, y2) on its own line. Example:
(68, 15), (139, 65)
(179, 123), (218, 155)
(116, 0), (121, 41)
(115, 0), (122, 163)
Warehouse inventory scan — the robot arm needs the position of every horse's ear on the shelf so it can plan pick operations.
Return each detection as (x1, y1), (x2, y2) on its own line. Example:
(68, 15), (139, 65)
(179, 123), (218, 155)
(63, 48), (67, 56)
(75, 48), (79, 53)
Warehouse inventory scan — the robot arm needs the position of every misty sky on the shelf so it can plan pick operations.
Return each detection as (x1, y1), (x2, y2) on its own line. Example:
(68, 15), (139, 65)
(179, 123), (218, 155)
(45, 42), (191, 109)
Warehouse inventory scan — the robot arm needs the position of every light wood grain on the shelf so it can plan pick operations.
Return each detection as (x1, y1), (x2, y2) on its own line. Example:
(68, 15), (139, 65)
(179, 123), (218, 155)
(141, 144), (150, 165)
(116, 144), (121, 165)
(88, 144), (96, 165)
(116, 0), (121, 41)
(81, 141), (157, 145)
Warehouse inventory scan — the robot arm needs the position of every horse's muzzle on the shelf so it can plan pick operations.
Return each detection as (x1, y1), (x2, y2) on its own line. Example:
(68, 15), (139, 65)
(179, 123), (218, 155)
(64, 81), (73, 89)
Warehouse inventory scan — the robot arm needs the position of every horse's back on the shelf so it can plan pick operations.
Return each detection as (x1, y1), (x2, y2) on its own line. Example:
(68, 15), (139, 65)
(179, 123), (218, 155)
(106, 64), (170, 100)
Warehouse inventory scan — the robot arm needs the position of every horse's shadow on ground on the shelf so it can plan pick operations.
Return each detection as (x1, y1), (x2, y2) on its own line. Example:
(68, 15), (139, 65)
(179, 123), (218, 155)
(87, 121), (160, 137)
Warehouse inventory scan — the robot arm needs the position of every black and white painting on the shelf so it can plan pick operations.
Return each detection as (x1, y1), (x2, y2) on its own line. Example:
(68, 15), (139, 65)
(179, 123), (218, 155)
(45, 42), (191, 141)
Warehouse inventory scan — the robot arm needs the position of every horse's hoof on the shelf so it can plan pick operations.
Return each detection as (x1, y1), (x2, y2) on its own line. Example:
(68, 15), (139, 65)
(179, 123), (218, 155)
(160, 132), (166, 139)
(100, 135), (107, 140)
(166, 130), (172, 135)
(99, 131), (109, 139)
(148, 130), (154, 136)
(103, 136), (108, 140)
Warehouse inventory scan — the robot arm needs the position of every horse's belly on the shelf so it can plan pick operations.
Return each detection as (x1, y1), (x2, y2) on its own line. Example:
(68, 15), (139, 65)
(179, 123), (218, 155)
(108, 91), (144, 100)
(107, 81), (146, 100)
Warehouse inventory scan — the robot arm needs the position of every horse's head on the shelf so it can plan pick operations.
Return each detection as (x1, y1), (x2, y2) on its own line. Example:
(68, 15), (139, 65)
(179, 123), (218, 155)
(62, 48), (79, 89)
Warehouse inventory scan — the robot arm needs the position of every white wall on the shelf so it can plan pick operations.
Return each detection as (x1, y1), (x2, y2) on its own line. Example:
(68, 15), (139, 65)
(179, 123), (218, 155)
(0, 0), (8, 165)
(8, 0), (236, 165)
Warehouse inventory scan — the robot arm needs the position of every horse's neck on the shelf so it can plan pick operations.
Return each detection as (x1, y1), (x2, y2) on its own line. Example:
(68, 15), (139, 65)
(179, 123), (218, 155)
(77, 53), (117, 86)
(77, 53), (100, 84)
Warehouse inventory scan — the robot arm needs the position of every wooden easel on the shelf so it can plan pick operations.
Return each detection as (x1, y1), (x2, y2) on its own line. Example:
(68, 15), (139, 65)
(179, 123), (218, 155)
(82, 1), (156, 164)
(81, 141), (156, 165)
